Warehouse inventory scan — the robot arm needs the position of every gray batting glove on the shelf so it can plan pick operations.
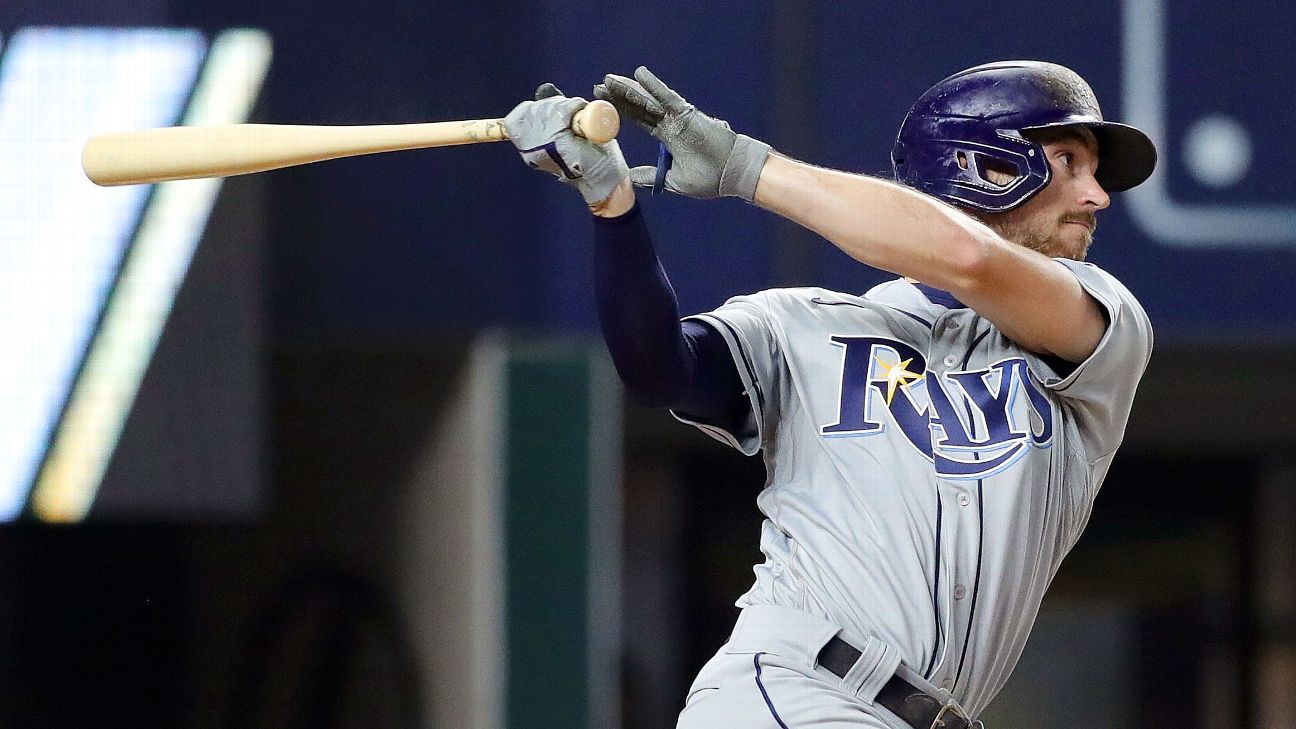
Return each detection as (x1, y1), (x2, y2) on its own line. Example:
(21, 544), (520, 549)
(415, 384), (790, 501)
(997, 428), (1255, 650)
(504, 83), (629, 206)
(593, 67), (770, 201)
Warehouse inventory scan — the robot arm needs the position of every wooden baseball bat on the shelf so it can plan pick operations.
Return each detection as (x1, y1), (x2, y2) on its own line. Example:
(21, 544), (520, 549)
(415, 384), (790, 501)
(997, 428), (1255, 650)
(82, 99), (620, 187)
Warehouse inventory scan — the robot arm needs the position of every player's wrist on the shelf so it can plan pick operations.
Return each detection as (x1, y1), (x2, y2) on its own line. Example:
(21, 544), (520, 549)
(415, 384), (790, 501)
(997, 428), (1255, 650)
(719, 134), (772, 201)
(591, 177), (636, 217)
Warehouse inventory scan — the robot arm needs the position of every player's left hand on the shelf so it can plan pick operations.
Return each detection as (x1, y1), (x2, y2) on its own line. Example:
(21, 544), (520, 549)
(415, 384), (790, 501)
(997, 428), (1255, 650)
(594, 67), (770, 201)
(504, 83), (629, 206)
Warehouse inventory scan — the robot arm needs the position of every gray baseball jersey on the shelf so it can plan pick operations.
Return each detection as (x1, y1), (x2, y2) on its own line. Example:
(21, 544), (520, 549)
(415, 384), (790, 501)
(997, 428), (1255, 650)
(673, 259), (1152, 718)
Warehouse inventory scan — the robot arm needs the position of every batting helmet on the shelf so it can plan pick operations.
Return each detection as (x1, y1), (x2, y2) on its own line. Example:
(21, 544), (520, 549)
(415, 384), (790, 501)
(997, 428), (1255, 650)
(891, 60), (1157, 212)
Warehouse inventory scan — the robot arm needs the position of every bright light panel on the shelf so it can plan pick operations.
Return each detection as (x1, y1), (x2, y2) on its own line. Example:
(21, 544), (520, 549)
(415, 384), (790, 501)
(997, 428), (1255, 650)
(32, 29), (272, 523)
(0, 28), (206, 521)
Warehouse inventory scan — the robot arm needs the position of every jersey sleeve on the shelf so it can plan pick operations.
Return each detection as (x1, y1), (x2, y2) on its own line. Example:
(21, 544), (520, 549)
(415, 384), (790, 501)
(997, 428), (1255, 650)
(1025, 260), (1153, 461)
(670, 292), (783, 456)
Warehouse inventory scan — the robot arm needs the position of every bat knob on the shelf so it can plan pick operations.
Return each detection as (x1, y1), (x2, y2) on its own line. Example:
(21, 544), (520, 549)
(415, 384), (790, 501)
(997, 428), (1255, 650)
(571, 100), (620, 145)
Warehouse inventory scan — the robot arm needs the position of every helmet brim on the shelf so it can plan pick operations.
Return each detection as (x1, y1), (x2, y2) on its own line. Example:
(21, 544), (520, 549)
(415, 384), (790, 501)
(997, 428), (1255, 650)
(1021, 120), (1157, 193)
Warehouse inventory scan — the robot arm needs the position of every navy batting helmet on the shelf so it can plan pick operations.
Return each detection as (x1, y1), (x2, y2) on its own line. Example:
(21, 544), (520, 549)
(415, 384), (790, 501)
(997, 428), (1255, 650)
(891, 60), (1157, 212)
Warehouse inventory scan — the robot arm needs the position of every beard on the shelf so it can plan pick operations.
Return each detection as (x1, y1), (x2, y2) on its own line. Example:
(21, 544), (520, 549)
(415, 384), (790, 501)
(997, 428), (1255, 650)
(972, 209), (1096, 261)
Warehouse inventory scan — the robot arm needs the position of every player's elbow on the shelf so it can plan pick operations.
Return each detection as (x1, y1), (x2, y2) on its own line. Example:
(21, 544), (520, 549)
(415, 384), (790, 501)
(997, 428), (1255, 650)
(624, 381), (680, 409)
(611, 364), (687, 409)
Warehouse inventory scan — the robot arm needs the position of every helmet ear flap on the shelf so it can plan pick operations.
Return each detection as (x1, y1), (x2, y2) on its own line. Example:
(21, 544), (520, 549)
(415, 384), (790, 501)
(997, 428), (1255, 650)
(894, 123), (1051, 211)
(963, 152), (1024, 188)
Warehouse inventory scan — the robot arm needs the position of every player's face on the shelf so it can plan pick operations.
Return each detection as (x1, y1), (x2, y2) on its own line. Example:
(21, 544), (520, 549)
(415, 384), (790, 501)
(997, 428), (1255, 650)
(987, 130), (1110, 260)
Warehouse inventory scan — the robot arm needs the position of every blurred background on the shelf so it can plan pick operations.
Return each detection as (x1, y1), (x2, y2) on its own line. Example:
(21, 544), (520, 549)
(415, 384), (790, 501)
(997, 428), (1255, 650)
(2, 0), (1295, 727)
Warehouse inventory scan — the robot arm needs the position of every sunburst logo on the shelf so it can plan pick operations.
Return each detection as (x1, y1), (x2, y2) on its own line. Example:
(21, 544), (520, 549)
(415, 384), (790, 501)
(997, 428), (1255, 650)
(873, 354), (924, 406)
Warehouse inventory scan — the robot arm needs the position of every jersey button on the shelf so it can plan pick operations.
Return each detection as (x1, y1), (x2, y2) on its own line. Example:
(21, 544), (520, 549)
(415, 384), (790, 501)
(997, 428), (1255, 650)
(954, 584), (967, 600)
(943, 355), (958, 367)
(958, 493), (970, 507)
(948, 321), (961, 330)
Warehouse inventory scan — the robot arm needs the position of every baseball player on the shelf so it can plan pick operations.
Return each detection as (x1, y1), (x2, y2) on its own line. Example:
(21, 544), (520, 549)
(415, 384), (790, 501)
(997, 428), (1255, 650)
(504, 61), (1155, 729)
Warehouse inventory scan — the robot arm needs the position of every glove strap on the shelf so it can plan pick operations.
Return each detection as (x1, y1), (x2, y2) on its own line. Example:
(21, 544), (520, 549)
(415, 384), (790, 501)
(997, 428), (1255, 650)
(719, 134), (772, 201)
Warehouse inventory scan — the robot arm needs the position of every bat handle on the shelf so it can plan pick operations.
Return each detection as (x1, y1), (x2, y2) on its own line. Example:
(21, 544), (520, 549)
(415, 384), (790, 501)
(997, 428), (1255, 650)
(571, 100), (620, 144)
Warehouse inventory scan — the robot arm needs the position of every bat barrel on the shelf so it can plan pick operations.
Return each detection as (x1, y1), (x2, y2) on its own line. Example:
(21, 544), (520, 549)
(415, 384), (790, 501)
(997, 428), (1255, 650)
(82, 122), (514, 186)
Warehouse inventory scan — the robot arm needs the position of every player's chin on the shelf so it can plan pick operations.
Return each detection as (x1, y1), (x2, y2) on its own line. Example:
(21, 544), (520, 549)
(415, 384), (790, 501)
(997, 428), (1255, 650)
(1056, 223), (1093, 260)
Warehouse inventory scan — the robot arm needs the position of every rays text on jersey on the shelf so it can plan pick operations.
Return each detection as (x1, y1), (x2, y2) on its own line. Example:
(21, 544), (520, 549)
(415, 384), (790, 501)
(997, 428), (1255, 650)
(821, 337), (1054, 479)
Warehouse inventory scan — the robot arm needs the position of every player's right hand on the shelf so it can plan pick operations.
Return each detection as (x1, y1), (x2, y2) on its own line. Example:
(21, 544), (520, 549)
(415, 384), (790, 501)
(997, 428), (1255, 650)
(594, 67), (770, 201)
(504, 83), (629, 206)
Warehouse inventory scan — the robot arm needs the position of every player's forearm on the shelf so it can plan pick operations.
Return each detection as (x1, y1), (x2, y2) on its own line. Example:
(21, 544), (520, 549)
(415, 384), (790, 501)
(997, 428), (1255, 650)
(753, 155), (1106, 361)
(592, 206), (686, 404)
(753, 154), (993, 292)
(591, 205), (751, 424)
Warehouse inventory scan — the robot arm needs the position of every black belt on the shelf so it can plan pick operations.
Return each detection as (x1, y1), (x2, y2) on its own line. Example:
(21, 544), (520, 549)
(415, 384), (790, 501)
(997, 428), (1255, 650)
(817, 635), (978, 729)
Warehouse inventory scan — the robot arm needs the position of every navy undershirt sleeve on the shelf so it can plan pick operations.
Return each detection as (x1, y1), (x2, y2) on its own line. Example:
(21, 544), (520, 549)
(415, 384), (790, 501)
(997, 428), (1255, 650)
(591, 203), (749, 430)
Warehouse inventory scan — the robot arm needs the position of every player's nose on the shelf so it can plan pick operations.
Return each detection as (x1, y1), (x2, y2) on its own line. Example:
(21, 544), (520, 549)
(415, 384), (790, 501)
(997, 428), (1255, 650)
(1079, 172), (1110, 211)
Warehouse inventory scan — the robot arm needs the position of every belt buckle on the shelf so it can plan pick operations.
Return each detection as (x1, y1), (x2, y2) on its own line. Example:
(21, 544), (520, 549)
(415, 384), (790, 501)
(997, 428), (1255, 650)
(929, 700), (983, 729)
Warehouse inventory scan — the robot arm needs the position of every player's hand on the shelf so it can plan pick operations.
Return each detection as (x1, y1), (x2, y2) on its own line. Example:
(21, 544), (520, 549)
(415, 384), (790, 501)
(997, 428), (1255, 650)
(504, 83), (630, 206)
(594, 67), (770, 201)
